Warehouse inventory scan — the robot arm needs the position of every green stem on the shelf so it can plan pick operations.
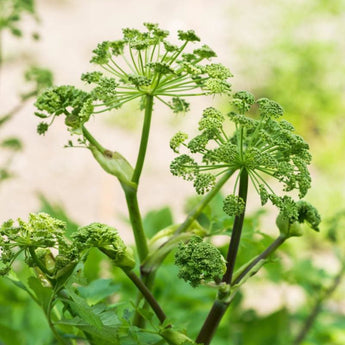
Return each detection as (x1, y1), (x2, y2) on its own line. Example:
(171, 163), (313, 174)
(82, 125), (106, 153)
(122, 184), (149, 263)
(293, 264), (345, 345)
(223, 168), (249, 284)
(196, 234), (286, 345)
(121, 94), (153, 268)
(132, 94), (154, 184)
(176, 169), (236, 235)
(196, 169), (249, 345)
(46, 296), (70, 345)
(232, 235), (286, 285)
(125, 270), (167, 323)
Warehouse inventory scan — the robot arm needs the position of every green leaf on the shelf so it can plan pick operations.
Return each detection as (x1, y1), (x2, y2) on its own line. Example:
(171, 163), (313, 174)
(78, 279), (120, 305)
(143, 207), (174, 238)
(27, 276), (53, 313)
(63, 288), (103, 329)
(57, 317), (122, 345)
(232, 309), (291, 345)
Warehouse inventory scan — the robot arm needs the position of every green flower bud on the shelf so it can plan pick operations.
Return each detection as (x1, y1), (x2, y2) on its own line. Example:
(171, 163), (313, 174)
(276, 213), (303, 238)
(65, 114), (80, 129)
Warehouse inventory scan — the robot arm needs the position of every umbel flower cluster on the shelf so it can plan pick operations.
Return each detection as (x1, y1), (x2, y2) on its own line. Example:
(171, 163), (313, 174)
(34, 23), (232, 136)
(0, 213), (134, 278)
(170, 91), (318, 227)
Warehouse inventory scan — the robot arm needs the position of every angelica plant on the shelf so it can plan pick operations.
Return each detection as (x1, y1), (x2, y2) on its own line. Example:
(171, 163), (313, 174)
(0, 22), (324, 345)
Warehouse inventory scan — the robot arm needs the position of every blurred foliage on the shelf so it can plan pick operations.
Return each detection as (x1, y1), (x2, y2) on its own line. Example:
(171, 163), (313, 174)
(0, 0), (37, 39)
(235, 0), (345, 175)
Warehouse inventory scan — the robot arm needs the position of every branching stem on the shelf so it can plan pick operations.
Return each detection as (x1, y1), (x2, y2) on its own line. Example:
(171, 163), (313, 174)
(196, 169), (249, 345)
(125, 270), (167, 323)
(196, 233), (286, 345)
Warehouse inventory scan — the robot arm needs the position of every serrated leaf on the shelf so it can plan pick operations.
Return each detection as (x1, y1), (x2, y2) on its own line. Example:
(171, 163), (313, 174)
(63, 289), (103, 329)
(78, 279), (120, 305)
(57, 317), (123, 344)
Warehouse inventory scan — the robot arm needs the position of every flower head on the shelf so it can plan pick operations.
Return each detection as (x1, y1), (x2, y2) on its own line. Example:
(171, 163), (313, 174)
(0, 213), (78, 277)
(34, 23), (232, 136)
(175, 236), (226, 287)
(170, 91), (314, 221)
(72, 223), (135, 270)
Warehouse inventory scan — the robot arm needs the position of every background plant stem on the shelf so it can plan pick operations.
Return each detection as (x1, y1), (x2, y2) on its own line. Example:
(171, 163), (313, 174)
(293, 264), (345, 345)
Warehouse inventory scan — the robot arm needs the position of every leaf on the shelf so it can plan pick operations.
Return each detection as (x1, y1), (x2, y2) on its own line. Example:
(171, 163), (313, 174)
(135, 307), (154, 323)
(57, 317), (122, 345)
(63, 288), (103, 329)
(143, 207), (174, 238)
(5, 273), (38, 303)
(27, 276), (53, 313)
(233, 308), (292, 345)
(78, 279), (120, 305)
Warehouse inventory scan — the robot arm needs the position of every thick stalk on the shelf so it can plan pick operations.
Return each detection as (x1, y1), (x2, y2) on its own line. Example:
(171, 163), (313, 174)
(123, 94), (153, 263)
(122, 95), (154, 327)
(125, 270), (166, 323)
(223, 168), (249, 284)
(196, 233), (286, 345)
(122, 184), (149, 263)
(132, 94), (154, 184)
(196, 169), (248, 345)
(293, 264), (345, 345)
